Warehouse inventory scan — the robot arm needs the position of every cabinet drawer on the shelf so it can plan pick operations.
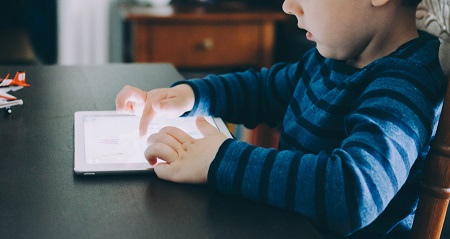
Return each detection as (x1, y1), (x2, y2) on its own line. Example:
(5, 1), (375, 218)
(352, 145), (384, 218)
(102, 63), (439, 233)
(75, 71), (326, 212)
(133, 23), (262, 67)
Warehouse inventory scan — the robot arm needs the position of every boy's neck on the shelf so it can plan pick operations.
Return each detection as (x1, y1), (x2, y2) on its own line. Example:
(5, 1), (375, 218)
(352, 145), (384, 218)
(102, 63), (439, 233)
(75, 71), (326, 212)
(345, 6), (419, 69)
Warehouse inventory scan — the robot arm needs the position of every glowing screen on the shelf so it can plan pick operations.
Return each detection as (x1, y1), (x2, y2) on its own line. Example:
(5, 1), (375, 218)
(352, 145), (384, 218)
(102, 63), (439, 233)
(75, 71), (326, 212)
(83, 115), (215, 164)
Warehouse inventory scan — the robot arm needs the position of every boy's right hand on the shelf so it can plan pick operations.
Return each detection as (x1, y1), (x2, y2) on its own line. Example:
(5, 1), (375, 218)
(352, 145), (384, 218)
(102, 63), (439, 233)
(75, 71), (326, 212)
(115, 84), (195, 136)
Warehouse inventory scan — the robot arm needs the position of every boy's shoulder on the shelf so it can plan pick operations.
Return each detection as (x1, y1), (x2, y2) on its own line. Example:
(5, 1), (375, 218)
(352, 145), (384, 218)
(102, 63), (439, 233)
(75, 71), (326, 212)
(367, 30), (445, 80)
(371, 31), (440, 68)
(359, 30), (447, 97)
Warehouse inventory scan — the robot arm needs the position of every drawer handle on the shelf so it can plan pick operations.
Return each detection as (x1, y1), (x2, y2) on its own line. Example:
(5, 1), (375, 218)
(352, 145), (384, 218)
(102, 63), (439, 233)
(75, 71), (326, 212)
(198, 38), (214, 50)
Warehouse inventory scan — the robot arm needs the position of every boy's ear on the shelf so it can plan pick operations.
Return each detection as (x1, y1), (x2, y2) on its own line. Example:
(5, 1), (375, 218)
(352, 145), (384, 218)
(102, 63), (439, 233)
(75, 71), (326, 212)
(371, 0), (390, 7)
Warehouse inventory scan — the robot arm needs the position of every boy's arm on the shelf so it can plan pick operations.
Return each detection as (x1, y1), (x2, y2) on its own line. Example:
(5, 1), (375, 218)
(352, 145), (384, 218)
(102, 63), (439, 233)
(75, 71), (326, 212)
(173, 61), (305, 128)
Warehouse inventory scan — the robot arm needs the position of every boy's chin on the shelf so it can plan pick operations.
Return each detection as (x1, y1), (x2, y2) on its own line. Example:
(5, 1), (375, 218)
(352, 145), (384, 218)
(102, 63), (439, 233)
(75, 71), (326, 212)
(316, 47), (350, 62)
(316, 47), (338, 60)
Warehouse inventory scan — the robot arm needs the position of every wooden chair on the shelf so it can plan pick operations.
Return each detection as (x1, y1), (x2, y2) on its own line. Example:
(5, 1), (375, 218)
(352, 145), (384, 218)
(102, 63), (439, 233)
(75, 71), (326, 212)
(411, 0), (450, 238)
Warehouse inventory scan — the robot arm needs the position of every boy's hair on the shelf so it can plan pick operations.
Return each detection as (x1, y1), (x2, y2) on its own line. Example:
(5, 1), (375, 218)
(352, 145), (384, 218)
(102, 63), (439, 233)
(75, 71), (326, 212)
(402, 0), (422, 8)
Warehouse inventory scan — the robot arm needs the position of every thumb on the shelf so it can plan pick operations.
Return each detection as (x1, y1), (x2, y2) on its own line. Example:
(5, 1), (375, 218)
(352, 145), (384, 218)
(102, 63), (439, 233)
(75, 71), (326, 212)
(152, 99), (180, 117)
(153, 97), (192, 118)
(196, 116), (219, 137)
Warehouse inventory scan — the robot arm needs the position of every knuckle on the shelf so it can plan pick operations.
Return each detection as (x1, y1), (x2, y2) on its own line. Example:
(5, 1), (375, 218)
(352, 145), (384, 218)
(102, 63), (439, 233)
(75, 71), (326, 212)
(146, 133), (160, 144)
(159, 126), (178, 134)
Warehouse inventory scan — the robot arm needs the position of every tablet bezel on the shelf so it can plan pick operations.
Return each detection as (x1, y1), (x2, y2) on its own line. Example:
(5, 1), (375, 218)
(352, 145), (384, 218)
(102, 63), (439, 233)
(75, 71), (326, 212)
(74, 111), (233, 175)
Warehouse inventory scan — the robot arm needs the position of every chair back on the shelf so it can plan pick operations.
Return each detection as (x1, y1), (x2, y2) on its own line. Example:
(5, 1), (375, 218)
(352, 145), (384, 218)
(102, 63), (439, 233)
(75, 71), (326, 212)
(412, 0), (450, 238)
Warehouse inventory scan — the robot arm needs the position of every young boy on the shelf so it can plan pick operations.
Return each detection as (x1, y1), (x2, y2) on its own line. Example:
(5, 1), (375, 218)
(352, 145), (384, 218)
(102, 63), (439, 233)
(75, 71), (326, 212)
(116, 0), (447, 237)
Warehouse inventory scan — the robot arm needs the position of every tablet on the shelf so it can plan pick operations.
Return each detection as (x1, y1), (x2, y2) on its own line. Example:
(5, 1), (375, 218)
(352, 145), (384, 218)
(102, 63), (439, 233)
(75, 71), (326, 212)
(74, 111), (233, 175)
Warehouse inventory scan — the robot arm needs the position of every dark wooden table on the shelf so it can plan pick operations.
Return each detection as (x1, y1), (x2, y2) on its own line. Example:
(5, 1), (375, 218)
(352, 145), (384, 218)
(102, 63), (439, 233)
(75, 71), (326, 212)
(0, 64), (322, 238)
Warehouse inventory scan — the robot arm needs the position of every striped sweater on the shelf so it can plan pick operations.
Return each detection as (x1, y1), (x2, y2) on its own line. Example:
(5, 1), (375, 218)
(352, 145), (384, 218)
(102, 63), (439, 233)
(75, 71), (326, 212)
(176, 31), (447, 238)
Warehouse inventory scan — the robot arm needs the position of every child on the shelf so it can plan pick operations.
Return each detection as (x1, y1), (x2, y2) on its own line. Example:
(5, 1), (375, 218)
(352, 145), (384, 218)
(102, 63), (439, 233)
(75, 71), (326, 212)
(116, 0), (447, 237)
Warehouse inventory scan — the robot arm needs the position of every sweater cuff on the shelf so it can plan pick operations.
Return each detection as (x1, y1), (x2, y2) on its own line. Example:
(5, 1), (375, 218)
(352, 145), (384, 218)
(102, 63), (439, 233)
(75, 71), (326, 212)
(208, 138), (234, 190)
(171, 80), (211, 116)
(208, 138), (254, 194)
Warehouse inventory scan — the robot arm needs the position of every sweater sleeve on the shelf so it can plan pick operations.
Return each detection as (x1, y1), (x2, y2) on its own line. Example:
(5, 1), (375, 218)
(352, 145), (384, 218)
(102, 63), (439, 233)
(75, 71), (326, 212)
(173, 61), (303, 128)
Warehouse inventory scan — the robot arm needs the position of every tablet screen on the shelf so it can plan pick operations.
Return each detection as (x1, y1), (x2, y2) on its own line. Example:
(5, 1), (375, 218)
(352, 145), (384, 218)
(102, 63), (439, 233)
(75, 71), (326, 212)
(74, 111), (232, 175)
(83, 114), (216, 165)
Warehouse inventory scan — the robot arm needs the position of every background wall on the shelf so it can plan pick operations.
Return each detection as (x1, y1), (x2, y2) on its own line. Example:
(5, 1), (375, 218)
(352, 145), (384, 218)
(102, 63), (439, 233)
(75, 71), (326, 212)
(58, 0), (124, 65)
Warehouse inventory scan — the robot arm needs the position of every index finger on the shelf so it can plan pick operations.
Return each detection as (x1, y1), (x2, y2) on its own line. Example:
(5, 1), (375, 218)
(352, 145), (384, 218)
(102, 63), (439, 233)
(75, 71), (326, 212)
(138, 88), (174, 136)
(139, 106), (156, 136)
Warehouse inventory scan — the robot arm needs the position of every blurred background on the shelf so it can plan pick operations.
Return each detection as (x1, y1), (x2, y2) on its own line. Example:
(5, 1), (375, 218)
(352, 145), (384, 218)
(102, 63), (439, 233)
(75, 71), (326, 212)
(0, 0), (314, 68)
(0, 0), (57, 65)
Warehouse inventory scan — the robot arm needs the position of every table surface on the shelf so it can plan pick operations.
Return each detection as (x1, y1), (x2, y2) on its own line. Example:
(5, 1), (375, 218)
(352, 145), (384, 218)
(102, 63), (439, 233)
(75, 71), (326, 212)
(0, 64), (322, 238)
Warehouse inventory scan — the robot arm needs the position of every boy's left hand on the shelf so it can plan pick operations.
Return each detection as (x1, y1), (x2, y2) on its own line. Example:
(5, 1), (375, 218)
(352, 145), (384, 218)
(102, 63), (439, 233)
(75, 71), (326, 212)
(144, 116), (228, 184)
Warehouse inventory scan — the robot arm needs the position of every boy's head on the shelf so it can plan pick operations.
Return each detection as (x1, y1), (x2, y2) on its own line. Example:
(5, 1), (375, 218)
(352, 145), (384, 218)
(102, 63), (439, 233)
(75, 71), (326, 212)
(282, 0), (421, 68)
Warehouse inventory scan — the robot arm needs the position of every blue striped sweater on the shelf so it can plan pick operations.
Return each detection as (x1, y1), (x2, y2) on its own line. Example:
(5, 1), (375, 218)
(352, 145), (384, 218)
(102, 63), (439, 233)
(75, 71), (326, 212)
(176, 31), (447, 238)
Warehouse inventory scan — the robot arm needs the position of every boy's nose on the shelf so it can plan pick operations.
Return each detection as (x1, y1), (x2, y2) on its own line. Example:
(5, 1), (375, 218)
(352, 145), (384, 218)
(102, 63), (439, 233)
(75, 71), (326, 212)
(282, 0), (304, 16)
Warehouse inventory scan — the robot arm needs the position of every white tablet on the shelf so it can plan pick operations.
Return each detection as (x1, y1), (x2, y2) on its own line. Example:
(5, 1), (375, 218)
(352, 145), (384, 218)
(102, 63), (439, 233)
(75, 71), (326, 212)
(74, 111), (233, 175)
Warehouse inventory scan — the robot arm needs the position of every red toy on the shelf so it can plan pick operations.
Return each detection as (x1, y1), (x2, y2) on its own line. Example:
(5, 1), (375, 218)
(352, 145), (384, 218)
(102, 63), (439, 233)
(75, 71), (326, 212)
(0, 71), (29, 113)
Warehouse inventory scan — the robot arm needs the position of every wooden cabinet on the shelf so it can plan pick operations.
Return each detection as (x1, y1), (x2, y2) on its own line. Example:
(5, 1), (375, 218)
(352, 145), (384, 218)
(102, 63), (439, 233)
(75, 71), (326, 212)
(119, 3), (286, 69)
